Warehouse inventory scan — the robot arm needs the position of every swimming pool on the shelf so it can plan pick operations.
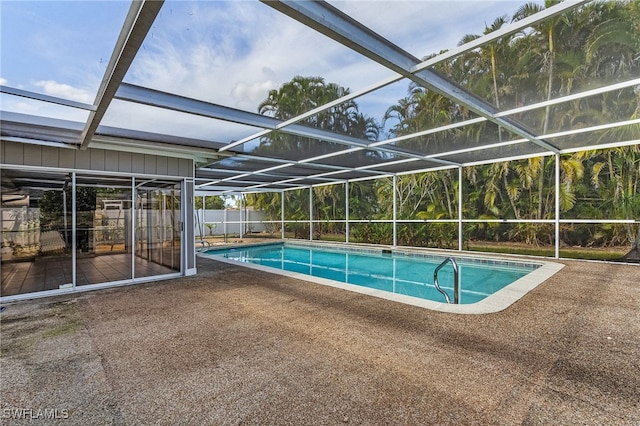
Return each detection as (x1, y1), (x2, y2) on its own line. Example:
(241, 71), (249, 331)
(201, 242), (563, 314)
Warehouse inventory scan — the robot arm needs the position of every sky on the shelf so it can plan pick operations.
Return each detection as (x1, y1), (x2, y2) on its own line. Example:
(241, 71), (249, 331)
(0, 0), (539, 144)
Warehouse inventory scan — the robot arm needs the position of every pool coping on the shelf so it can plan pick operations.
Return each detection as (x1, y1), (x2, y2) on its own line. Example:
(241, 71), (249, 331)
(198, 240), (564, 314)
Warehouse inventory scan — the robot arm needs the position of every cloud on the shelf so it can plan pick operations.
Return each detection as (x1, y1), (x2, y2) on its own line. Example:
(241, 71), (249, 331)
(3, 0), (527, 139)
(33, 80), (94, 104)
(90, 0), (532, 139)
(1, 77), (93, 123)
(102, 99), (259, 144)
(11, 101), (41, 115)
(1, 96), (88, 122)
(331, 1), (531, 58)
(121, 0), (527, 128)
(126, 1), (390, 116)
(230, 80), (277, 111)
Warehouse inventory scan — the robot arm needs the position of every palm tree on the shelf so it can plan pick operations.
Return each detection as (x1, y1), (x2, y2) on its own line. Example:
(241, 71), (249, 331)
(252, 76), (381, 235)
(513, 1), (565, 135)
(577, 145), (640, 256)
(585, 1), (640, 84)
(246, 3), (639, 251)
(460, 15), (515, 139)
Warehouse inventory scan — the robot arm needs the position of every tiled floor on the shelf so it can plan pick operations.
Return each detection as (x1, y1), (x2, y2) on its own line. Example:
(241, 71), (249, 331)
(1, 253), (177, 297)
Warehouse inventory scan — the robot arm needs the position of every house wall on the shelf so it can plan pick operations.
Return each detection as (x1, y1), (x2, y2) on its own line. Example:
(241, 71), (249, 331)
(1, 141), (194, 178)
(1, 140), (198, 291)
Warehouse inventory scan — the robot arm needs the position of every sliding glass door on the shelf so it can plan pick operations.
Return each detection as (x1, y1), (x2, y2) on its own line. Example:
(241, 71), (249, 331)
(1, 170), (73, 296)
(135, 180), (182, 278)
(75, 175), (133, 286)
(2, 169), (184, 298)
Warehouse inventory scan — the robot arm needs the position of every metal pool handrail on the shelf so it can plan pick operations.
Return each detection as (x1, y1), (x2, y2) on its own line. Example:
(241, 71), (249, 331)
(433, 257), (460, 304)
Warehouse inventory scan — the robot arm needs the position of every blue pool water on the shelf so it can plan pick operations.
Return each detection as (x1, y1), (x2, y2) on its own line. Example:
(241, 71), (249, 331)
(204, 243), (540, 304)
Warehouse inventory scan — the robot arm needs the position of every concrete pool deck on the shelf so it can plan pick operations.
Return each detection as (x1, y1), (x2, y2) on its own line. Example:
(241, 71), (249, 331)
(1, 256), (638, 424)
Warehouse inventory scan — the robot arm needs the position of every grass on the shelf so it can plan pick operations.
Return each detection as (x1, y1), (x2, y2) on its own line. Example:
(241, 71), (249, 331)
(1, 301), (85, 359)
(42, 318), (84, 338)
(466, 243), (628, 261)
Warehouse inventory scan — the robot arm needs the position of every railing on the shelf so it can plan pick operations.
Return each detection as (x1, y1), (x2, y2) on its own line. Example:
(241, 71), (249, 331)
(433, 257), (459, 304)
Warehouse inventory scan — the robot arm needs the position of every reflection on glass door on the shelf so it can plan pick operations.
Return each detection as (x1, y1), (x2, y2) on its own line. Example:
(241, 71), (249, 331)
(76, 176), (133, 286)
(135, 181), (181, 278)
(1, 170), (73, 296)
(2, 171), (183, 297)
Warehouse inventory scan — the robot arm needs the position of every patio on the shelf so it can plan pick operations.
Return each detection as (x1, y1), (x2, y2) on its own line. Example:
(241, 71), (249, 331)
(1, 254), (178, 297)
(1, 255), (638, 424)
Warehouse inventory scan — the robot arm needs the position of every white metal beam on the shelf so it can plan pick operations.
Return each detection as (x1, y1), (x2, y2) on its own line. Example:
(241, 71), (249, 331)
(262, 0), (564, 154)
(79, 0), (164, 149)
(116, 83), (459, 168)
(115, 83), (381, 150)
(357, 78), (640, 153)
(0, 85), (95, 111)
(224, 0), (589, 155)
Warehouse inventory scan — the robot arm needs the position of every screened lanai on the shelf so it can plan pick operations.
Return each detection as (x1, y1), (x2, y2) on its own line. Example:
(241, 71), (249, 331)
(1, 0), (639, 300)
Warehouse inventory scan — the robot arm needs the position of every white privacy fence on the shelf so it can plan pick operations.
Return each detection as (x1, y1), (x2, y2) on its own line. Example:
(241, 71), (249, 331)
(194, 209), (267, 238)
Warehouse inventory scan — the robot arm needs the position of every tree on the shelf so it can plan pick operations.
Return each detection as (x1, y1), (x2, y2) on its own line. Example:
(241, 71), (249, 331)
(195, 196), (225, 210)
(255, 76), (380, 159)
(248, 76), (381, 238)
(242, 4), (639, 254)
(380, 0), (639, 252)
